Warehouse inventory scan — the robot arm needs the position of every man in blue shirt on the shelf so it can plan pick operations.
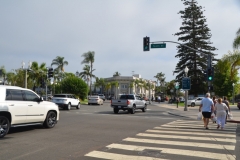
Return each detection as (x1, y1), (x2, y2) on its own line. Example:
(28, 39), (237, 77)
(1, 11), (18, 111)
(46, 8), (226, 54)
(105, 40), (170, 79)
(199, 93), (214, 129)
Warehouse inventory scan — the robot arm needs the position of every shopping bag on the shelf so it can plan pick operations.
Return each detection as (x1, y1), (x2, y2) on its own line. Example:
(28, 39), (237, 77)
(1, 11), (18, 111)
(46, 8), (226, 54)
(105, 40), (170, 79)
(197, 112), (202, 120)
(211, 113), (216, 119)
(228, 113), (233, 120)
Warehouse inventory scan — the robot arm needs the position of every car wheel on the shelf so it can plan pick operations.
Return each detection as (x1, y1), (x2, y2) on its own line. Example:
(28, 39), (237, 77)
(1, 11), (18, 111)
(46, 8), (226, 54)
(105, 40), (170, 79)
(130, 105), (136, 114)
(142, 104), (147, 112)
(43, 111), (57, 128)
(0, 116), (10, 138)
(76, 103), (81, 109)
(114, 108), (119, 114)
(67, 103), (71, 110)
(191, 103), (195, 107)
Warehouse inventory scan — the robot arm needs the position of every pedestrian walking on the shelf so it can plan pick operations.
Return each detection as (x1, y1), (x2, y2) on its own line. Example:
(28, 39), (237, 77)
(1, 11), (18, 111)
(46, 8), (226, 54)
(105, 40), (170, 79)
(222, 96), (230, 123)
(199, 93), (214, 129)
(215, 98), (228, 130)
(158, 96), (161, 103)
(212, 96), (217, 123)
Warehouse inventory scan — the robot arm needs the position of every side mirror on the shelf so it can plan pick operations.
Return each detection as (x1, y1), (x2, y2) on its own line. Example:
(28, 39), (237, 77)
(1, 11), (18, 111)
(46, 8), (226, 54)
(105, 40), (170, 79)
(39, 97), (44, 102)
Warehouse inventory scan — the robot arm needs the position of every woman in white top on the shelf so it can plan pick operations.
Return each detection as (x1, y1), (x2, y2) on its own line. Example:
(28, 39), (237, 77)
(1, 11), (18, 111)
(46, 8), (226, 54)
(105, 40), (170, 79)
(215, 98), (228, 130)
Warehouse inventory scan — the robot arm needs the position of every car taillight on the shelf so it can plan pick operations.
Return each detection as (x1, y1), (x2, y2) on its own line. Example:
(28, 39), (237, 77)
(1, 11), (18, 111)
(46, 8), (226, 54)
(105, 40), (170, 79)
(127, 100), (130, 105)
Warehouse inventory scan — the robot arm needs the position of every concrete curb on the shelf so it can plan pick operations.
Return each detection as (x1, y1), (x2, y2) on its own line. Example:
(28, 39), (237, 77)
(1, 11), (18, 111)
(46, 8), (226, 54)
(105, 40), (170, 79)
(167, 111), (192, 119)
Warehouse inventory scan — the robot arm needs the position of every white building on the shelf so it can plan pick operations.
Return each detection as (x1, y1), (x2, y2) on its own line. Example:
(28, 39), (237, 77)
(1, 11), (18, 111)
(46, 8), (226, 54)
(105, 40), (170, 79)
(103, 74), (156, 99)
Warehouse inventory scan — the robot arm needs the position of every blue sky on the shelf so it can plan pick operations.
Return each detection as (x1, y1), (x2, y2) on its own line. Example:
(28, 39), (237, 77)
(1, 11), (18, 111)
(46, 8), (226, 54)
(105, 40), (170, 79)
(0, 0), (240, 82)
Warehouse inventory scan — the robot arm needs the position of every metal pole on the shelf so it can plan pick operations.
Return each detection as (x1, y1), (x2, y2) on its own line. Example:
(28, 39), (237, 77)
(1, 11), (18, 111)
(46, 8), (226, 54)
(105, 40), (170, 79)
(184, 72), (188, 111)
(232, 85), (234, 105)
(25, 69), (27, 88)
(149, 81), (151, 104)
(46, 68), (48, 101)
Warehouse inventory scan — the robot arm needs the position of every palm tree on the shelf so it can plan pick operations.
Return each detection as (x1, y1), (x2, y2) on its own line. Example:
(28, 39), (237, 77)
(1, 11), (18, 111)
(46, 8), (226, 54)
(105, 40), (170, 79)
(51, 56), (68, 72)
(222, 50), (240, 81)
(129, 81), (134, 94)
(81, 51), (95, 95)
(233, 28), (240, 49)
(111, 81), (119, 99)
(105, 82), (111, 97)
(79, 65), (95, 88)
(29, 61), (47, 88)
(113, 72), (121, 76)
(0, 66), (6, 84)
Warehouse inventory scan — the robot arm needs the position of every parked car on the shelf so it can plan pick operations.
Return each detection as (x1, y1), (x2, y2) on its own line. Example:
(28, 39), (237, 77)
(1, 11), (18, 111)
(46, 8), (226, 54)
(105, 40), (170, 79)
(88, 96), (103, 105)
(98, 94), (106, 101)
(51, 94), (81, 110)
(186, 97), (204, 107)
(179, 97), (185, 102)
(111, 94), (147, 114)
(0, 85), (59, 138)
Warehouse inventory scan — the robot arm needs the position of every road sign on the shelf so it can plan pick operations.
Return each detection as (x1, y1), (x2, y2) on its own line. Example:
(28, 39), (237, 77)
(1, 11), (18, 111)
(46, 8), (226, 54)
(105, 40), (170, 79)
(182, 77), (191, 90)
(151, 43), (166, 48)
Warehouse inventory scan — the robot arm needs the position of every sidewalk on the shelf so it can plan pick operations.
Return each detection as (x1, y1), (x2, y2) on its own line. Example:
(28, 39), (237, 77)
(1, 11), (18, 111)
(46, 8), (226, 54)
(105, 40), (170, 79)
(152, 102), (240, 122)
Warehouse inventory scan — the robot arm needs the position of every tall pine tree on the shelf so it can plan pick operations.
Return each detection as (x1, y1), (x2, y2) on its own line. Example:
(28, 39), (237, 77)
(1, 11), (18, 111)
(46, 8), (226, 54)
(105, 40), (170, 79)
(174, 0), (217, 96)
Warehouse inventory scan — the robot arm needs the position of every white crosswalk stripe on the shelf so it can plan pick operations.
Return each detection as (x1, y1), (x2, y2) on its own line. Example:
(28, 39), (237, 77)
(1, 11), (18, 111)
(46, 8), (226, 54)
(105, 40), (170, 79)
(84, 120), (237, 160)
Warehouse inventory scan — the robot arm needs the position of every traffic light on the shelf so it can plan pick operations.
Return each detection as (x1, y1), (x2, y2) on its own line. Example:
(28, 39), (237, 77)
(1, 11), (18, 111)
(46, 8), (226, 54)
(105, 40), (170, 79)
(48, 68), (54, 78)
(40, 78), (45, 88)
(143, 37), (150, 51)
(207, 67), (214, 81)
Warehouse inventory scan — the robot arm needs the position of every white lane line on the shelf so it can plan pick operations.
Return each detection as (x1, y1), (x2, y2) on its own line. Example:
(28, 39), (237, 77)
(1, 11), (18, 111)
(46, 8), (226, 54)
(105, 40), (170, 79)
(162, 124), (237, 129)
(137, 133), (236, 143)
(145, 129), (236, 138)
(161, 124), (237, 131)
(167, 121), (237, 126)
(106, 143), (236, 160)
(123, 137), (235, 150)
(154, 127), (236, 134)
(85, 150), (168, 160)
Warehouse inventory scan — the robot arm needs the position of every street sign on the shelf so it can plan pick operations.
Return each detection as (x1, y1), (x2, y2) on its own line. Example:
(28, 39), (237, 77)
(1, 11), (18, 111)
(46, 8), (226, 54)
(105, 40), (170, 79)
(182, 77), (191, 90)
(151, 43), (166, 48)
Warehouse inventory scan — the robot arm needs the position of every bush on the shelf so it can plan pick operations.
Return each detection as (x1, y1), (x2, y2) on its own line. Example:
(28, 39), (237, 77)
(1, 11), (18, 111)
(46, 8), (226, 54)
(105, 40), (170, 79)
(61, 76), (88, 100)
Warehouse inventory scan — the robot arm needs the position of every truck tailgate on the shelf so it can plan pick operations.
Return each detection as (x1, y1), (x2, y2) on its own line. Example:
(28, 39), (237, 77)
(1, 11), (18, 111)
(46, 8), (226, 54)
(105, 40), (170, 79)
(111, 100), (127, 106)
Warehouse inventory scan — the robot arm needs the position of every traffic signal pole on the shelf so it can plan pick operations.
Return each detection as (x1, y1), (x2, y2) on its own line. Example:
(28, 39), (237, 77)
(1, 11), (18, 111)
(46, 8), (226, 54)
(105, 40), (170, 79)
(46, 68), (48, 101)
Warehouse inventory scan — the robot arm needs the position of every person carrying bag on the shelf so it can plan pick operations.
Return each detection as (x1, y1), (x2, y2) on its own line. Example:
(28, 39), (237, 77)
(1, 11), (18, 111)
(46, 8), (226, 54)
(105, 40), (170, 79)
(215, 98), (228, 130)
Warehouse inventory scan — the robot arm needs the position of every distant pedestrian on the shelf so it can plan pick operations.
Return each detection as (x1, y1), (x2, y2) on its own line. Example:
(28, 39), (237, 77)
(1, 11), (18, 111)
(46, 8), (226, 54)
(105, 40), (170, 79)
(222, 96), (230, 123)
(215, 98), (228, 130)
(151, 95), (154, 102)
(158, 96), (161, 103)
(199, 93), (214, 129)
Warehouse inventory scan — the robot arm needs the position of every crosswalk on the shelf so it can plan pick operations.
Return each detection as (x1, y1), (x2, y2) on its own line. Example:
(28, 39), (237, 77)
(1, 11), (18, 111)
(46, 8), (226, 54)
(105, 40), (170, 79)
(84, 120), (237, 160)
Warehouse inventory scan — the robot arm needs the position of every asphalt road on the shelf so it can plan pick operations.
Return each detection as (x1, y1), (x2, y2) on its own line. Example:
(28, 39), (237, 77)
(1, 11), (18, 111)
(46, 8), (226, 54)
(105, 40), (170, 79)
(1, 101), (239, 160)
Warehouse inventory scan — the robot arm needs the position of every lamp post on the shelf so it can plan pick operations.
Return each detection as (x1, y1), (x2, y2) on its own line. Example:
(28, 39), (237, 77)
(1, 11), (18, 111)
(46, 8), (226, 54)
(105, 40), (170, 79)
(175, 82), (179, 108)
(22, 61), (32, 88)
(148, 80), (151, 104)
(184, 66), (189, 111)
(75, 71), (79, 77)
(232, 83), (235, 105)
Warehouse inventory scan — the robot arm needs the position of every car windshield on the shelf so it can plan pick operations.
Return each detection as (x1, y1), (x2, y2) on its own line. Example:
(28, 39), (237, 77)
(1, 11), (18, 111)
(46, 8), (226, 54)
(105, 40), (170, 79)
(53, 95), (67, 98)
(120, 95), (134, 100)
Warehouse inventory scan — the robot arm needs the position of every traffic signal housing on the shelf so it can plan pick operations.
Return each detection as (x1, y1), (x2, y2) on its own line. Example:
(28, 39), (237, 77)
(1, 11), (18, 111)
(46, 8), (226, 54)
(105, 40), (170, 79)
(48, 68), (54, 78)
(143, 37), (150, 51)
(207, 67), (214, 81)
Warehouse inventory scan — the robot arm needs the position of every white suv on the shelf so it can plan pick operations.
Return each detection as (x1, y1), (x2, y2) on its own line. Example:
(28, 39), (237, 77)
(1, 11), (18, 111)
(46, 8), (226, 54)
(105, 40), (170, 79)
(51, 94), (81, 110)
(0, 85), (59, 138)
(187, 97), (204, 107)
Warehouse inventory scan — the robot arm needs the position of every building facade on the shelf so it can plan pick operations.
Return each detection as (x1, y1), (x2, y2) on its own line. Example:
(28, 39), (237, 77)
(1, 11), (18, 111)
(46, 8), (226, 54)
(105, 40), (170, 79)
(103, 74), (156, 99)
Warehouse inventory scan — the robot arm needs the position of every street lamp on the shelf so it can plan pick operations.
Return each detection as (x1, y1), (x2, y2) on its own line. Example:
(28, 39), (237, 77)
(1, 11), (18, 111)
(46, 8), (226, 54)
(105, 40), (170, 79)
(22, 61), (32, 88)
(232, 83), (235, 105)
(184, 66), (189, 111)
(148, 80), (151, 104)
(75, 71), (79, 77)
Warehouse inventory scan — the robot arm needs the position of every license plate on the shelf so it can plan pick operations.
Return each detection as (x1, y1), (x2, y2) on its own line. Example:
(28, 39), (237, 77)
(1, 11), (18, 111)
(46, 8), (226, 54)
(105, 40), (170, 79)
(118, 106), (121, 108)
